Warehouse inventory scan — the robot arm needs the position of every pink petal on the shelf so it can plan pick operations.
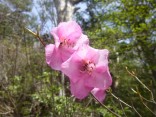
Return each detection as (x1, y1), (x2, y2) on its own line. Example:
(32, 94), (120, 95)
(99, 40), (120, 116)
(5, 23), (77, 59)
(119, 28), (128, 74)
(74, 45), (99, 62)
(61, 45), (112, 91)
(85, 49), (111, 89)
(61, 52), (88, 83)
(85, 46), (99, 63)
(73, 34), (89, 50)
(70, 79), (92, 99)
(91, 88), (106, 102)
(95, 49), (109, 70)
(61, 45), (100, 83)
(87, 68), (112, 90)
(51, 27), (60, 45)
(59, 34), (90, 61)
(102, 69), (112, 89)
(74, 45), (88, 59)
(57, 21), (82, 42)
(59, 46), (75, 61)
(45, 44), (62, 70)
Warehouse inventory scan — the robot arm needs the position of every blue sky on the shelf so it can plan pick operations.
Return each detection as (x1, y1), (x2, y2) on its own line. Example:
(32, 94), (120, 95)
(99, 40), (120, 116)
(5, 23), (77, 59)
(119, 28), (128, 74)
(30, 0), (88, 34)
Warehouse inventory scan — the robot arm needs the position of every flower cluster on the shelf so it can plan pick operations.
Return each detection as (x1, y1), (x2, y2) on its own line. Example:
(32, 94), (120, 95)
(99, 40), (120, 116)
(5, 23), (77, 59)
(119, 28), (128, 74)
(45, 21), (112, 102)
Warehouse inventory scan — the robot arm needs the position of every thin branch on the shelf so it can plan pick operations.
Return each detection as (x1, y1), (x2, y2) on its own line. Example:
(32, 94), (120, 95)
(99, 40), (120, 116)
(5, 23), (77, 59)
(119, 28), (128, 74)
(137, 89), (156, 116)
(85, 98), (93, 108)
(141, 100), (156, 116)
(117, 97), (127, 117)
(126, 67), (150, 91)
(2, 85), (16, 109)
(91, 93), (121, 117)
(107, 90), (132, 108)
(107, 89), (142, 117)
(0, 102), (13, 115)
(141, 95), (156, 105)
(131, 88), (156, 105)
(131, 102), (142, 117)
(0, 111), (12, 115)
(25, 28), (46, 47)
(126, 67), (155, 102)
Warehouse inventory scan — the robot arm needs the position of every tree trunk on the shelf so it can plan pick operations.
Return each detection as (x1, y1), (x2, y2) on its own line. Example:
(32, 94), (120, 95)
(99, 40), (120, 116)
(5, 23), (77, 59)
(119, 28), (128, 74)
(53, 0), (74, 97)
(54, 0), (74, 23)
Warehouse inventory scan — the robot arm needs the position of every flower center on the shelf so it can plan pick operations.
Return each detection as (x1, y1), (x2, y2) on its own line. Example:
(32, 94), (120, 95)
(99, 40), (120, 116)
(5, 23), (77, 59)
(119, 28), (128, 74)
(60, 39), (75, 48)
(81, 60), (95, 74)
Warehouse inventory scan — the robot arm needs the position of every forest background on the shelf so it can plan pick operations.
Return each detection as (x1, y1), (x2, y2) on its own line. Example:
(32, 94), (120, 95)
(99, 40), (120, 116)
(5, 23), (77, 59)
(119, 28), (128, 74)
(0, 0), (156, 117)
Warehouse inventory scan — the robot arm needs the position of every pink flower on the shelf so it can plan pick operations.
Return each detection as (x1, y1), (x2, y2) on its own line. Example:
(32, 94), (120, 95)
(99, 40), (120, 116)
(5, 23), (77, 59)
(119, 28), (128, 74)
(91, 88), (106, 102)
(70, 80), (93, 99)
(45, 21), (89, 70)
(61, 45), (112, 99)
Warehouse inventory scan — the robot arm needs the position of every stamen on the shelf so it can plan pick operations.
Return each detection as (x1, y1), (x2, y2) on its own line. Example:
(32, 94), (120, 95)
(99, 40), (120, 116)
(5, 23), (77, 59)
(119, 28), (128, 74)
(60, 38), (75, 48)
(80, 60), (95, 75)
